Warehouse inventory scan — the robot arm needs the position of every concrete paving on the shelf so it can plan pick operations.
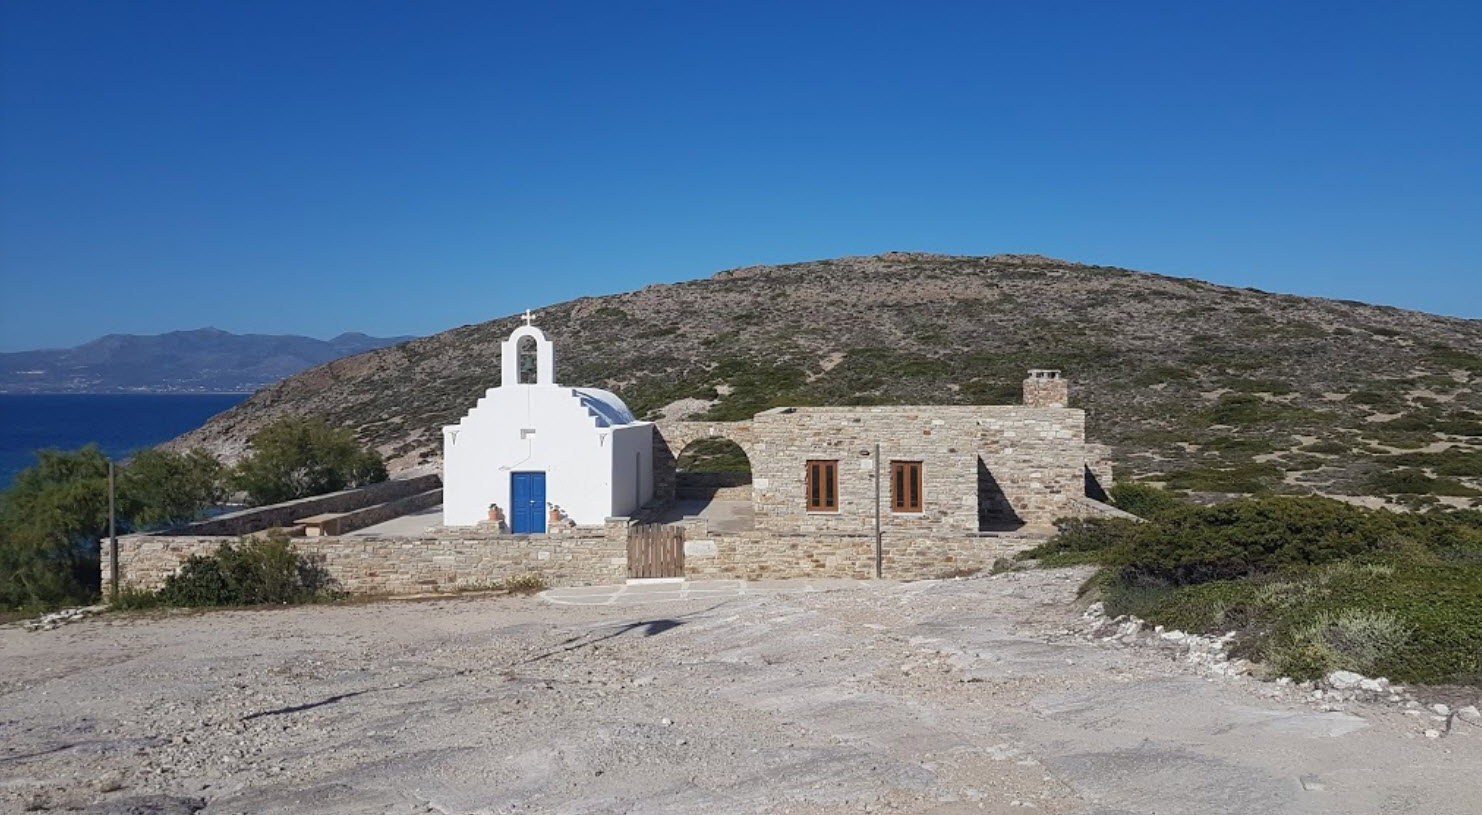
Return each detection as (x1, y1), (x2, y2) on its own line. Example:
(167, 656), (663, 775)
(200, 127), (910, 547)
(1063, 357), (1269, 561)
(345, 504), (443, 536)
(656, 498), (754, 532)
(541, 578), (879, 606)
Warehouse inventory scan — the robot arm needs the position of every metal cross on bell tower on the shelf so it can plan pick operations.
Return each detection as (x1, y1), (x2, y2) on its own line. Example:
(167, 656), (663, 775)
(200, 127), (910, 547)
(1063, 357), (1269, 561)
(521, 309), (537, 326)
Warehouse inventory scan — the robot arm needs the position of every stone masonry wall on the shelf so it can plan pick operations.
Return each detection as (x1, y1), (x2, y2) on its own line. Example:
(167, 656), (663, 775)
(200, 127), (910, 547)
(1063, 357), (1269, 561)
(107, 520), (629, 595)
(108, 522), (1047, 594)
(681, 531), (1037, 581)
(975, 410), (1087, 528)
(746, 406), (1085, 534)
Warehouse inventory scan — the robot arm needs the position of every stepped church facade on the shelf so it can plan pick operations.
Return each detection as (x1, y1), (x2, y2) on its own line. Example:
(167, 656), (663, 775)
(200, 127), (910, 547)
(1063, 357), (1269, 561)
(441, 315), (655, 531)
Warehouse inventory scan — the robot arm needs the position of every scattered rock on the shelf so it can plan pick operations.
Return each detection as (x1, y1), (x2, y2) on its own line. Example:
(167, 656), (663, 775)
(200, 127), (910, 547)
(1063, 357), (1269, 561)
(1326, 671), (1364, 690)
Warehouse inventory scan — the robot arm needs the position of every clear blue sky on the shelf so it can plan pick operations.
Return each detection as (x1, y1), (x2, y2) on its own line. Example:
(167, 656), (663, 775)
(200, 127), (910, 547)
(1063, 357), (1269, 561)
(2, 1), (1479, 351)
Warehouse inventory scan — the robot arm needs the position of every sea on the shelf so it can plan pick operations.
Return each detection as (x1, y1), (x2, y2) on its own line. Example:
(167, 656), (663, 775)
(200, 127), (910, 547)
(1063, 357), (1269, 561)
(0, 393), (248, 489)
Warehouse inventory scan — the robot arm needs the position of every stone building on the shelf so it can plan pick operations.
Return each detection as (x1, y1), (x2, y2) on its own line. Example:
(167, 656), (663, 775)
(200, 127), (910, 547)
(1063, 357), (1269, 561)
(655, 369), (1109, 534)
(441, 315), (654, 530)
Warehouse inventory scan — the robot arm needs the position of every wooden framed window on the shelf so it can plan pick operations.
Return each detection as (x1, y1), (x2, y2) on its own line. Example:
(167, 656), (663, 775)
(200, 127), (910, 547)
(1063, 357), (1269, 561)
(805, 460), (838, 512)
(891, 461), (923, 513)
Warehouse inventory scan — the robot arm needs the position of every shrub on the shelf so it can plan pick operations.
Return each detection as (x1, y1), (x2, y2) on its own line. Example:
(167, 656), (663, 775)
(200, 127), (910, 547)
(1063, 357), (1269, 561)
(1117, 496), (1412, 584)
(501, 572), (548, 594)
(1108, 482), (1184, 519)
(232, 418), (388, 506)
(1161, 462), (1282, 494)
(1298, 440), (1348, 455)
(1369, 468), (1481, 497)
(156, 534), (336, 607)
(1025, 517), (1140, 566)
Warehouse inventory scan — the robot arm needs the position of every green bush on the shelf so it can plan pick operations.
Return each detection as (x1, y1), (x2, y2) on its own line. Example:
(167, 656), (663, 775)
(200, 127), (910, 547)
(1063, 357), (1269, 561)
(154, 534), (336, 607)
(1369, 468), (1481, 497)
(232, 418), (388, 506)
(1024, 517), (1140, 566)
(1161, 462), (1282, 494)
(1118, 496), (1415, 584)
(1031, 495), (1482, 684)
(1107, 482), (1184, 518)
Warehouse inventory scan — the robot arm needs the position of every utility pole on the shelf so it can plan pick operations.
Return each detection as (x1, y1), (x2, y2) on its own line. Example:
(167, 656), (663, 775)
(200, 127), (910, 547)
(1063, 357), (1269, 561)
(108, 458), (118, 601)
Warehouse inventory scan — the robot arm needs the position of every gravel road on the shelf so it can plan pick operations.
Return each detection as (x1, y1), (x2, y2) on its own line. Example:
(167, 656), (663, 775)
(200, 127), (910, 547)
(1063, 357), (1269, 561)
(2, 568), (1479, 814)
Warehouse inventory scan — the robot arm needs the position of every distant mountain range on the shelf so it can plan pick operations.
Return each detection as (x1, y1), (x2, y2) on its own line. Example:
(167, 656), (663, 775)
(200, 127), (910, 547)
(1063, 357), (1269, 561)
(0, 328), (416, 393)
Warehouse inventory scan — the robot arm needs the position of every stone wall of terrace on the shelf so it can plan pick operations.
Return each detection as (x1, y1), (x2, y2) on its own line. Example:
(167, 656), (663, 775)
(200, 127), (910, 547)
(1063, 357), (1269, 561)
(161, 475), (443, 537)
(681, 530), (1040, 581)
(106, 519), (630, 595)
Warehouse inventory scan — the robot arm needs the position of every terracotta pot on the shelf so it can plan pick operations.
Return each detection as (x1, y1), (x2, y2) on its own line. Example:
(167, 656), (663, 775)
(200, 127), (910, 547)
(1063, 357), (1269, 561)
(548, 508), (561, 523)
(488, 508), (503, 522)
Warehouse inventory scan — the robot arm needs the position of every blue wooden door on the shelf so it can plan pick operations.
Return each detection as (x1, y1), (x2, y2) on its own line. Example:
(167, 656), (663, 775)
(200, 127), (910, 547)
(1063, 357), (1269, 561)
(510, 472), (546, 534)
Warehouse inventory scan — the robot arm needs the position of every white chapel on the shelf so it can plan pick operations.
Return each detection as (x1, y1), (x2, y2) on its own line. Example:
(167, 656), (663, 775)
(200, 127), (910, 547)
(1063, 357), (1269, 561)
(441, 315), (654, 531)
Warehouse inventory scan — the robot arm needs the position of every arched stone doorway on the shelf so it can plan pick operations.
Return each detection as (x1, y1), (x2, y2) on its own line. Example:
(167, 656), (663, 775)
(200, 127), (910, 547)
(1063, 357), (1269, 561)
(651, 420), (757, 532)
(670, 437), (753, 532)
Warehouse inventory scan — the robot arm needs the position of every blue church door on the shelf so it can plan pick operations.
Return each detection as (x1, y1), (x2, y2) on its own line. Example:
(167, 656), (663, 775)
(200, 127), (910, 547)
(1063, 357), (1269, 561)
(510, 472), (547, 534)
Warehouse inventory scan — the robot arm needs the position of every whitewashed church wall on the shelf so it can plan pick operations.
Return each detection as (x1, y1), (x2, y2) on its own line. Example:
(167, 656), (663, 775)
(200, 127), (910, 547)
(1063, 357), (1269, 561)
(443, 385), (625, 526)
(609, 423), (655, 518)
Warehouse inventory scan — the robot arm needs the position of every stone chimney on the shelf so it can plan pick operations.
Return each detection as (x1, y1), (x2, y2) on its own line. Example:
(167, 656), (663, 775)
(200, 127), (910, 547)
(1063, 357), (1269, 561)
(1023, 369), (1068, 408)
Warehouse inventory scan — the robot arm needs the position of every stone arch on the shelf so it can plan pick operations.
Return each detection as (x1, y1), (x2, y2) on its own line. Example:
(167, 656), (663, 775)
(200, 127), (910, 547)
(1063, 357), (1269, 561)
(651, 420), (758, 506)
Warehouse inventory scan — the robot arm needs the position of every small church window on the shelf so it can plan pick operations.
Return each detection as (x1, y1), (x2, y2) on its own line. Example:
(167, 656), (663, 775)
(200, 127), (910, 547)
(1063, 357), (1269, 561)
(891, 461), (923, 513)
(806, 460), (838, 512)
(517, 336), (538, 384)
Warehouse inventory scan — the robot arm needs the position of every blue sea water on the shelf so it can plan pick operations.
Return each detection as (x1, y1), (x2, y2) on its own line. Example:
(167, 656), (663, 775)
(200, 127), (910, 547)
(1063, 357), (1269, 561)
(0, 394), (248, 488)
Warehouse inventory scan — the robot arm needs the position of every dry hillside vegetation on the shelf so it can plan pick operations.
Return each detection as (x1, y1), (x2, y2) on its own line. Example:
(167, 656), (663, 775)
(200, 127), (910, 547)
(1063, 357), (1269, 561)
(171, 253), (1482, 504)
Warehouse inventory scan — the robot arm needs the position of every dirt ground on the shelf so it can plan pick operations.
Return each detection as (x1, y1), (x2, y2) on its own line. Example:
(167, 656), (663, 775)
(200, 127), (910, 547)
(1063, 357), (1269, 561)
(3, 568), (1480, 815)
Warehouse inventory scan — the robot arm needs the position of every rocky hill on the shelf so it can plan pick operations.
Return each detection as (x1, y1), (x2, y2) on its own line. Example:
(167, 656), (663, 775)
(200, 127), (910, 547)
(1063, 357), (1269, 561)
(169, 254), (1482, 505)
(0, 328), (415, 393)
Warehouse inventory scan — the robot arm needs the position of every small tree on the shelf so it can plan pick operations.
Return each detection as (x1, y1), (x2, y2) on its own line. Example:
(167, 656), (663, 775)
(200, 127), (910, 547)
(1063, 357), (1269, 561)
(231, 417), (387, 505)
(120, 448), (228, 529)
(0, 446), (111, 608)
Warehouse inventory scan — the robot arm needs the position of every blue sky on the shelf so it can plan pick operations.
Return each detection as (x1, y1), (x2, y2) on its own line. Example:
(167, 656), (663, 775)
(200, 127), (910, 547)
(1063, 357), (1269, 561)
(1, 1), (1479, 351)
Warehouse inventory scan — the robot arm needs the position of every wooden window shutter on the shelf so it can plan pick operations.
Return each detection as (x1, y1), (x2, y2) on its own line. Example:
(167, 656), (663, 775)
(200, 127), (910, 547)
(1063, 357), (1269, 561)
(806, 460), (838, 511)
(891, 461), (922, 513)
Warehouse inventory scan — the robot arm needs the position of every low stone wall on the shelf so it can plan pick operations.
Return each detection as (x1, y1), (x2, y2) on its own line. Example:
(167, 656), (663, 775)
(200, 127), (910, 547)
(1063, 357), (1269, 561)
(682, 530), (1040, 581)
(164, 475), (442, 537)
(108, 514), (1053, 595)
(1069, 496), (1142, 521)
(316, 488), (443, 536)
(107, 519), (630, 594)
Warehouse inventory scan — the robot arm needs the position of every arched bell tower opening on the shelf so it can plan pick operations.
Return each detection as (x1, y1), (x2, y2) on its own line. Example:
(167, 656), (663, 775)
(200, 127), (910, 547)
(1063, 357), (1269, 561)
(516, 336), (538, 384)
(500, 313), (556, 387)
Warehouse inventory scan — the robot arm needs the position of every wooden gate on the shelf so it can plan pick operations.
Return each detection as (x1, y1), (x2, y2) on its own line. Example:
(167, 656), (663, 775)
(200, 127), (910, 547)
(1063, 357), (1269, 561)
(627, 524), (685, 579)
